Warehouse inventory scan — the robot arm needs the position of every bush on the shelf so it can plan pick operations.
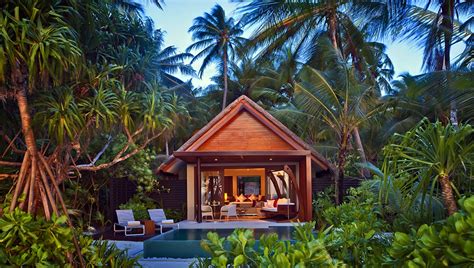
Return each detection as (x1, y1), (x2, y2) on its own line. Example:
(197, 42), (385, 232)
(321, 183), (388, 266)
(194, 223), (342, 267)
(119, 193), (156, 220)
(312, 187), (335, 227)
(0, 209), (139, 267)
(386, 196), (474, 267)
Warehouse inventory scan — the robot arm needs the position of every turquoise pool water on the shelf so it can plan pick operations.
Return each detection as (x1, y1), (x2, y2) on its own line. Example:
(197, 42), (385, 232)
(143, 227), (295, 258)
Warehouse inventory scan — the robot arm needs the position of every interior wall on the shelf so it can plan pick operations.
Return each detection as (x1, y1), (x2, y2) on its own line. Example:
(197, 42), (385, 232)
(223, 168), (266, 196)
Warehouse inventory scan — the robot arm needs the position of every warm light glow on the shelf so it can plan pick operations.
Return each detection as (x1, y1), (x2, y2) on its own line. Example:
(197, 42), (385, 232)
(224, 193), (228, 201)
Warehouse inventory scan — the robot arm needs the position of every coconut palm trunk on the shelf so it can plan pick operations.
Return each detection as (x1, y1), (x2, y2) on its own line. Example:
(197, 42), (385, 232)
(327, 10), (338, 50)
(353, 127), (370, 178)
(222, 50), (229, 111)
(327, 10), (369, 179)
(335, 130), (350, 205)
(439, 174), (458, 215)
(440, 0), (458, 126)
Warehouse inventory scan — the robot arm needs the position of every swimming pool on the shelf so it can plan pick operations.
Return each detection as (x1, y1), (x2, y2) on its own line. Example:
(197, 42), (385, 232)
(143, 226), (295, 258)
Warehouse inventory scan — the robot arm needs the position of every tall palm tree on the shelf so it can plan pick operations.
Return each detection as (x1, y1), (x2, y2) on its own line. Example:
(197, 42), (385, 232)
(238, 1), (394, 173)
(187, 4), (246, 110)
(394, 1), (472, 125)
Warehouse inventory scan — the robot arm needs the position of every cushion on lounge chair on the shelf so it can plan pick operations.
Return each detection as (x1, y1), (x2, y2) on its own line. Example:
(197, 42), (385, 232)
(127, 221), (141, 226)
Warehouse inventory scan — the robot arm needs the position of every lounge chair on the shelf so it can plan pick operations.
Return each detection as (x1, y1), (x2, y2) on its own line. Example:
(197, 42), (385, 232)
(220, 205), (238, 220)
(148, 209), (179, 233)
(113, 209), (145, 236)
(202, 205), (214, 221)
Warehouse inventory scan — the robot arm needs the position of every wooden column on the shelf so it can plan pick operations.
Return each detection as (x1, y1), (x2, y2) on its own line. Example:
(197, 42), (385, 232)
(305, 155), (312, 221)
(197, 157), (202, 223)
(298, 160), (307, 221)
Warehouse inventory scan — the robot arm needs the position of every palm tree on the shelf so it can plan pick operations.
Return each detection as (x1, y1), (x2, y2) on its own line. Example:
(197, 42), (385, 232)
(187, 4), (246, 111)
(0, 0), (81, 216)
(292, 65), (385, 204)
(382, 120), (474, 215)
(0, 0), (84, 264)
(238, 1), (394, 173)
(394, 1), (472, 124)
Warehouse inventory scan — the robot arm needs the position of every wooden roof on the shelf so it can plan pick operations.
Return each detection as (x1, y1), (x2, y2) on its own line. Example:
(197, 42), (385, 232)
(158, 95), (332, 174)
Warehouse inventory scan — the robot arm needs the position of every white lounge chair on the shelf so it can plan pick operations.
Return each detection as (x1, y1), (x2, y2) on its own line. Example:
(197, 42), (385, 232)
(113, 209), (145, 236)
(202, 205), (214, 221)
(220, 205), (239, 220)
(148, 209), (179, 233)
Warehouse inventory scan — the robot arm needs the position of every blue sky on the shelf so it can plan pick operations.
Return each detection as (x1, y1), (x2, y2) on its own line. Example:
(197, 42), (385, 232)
(145, 1), (465, 88)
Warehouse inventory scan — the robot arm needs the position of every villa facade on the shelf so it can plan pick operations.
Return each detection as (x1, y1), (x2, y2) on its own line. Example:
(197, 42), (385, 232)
(157, 96), (335, 222)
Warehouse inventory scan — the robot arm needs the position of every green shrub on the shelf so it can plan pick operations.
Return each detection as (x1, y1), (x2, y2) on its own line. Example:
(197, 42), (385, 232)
(321, 183), (389, 266)
(0, 209), (75, 266)
(0, 209), (139, 267)
(386, 196), (474, 267)
(313, 187), (335, 227)
(119, 193), (156, 220)
(195, 223), (342, 268)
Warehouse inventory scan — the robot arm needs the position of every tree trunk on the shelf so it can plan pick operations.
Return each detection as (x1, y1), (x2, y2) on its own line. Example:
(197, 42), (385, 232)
(327, 10), (338, 51)
(353, 127), (370, 178)
(9, 61), (85, 266)
(441, 0), (458, 126)
(222, 50), (229, 111)
(335, 133), (349, 205)
(165, 139), (170, 157)
(439, 174), (458, 215)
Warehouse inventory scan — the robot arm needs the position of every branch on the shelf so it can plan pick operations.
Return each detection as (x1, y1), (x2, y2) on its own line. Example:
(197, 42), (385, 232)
(1, 131), (26, 157)
(0, 160), (22, 166)
(75, 135), (113, 169)
(0, 174), (18, 180)
(76, 129), (165, 172)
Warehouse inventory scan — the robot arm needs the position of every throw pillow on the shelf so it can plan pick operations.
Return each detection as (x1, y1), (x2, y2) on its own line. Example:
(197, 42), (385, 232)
(237, 194), (246, 203)
(266, 200), (274, 208)
(273, 198), (279, 207)
(249, 194), (257, 201)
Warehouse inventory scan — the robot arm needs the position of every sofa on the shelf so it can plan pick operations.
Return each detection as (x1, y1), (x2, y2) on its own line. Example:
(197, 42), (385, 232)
(261, 198), (296, 218)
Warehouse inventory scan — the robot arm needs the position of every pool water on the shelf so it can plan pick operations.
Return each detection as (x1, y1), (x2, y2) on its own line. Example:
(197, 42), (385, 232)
(160, 226), (294, 240)
(143, 226), (295, 258)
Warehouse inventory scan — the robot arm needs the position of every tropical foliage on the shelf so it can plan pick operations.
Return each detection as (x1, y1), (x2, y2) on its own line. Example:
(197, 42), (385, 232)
(0, 0), (473, 266)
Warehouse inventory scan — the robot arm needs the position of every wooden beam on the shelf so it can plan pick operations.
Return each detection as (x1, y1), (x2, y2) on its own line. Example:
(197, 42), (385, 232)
(267, 170), (283, 198)
(174, 150), (311, 157)
(284, 165), (305, 220)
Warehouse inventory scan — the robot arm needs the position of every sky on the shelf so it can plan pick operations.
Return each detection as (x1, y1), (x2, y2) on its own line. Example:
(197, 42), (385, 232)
(145, 1), (465, 88)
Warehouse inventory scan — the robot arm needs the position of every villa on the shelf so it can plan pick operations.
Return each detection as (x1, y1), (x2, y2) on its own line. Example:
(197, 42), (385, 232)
(158, 96), (335, 222)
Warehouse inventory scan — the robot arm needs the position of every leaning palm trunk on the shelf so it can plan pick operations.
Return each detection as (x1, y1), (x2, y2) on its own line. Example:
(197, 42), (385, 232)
(439, 174), (458, 215)
(353, 127), (370, 178)
(9, 68), (85, 266)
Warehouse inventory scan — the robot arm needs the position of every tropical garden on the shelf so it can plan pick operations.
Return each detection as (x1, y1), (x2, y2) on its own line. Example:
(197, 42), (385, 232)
(0, 0), (473, 266)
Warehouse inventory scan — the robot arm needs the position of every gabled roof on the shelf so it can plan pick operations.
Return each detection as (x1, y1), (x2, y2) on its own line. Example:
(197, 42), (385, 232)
(158, 95), (333, 174)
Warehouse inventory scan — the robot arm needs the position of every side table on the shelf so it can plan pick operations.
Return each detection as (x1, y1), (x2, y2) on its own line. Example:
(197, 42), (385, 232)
(141, 219), (155, 235)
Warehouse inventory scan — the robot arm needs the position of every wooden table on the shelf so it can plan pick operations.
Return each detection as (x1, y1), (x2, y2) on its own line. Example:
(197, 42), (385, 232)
(141, 220), (155, 235)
